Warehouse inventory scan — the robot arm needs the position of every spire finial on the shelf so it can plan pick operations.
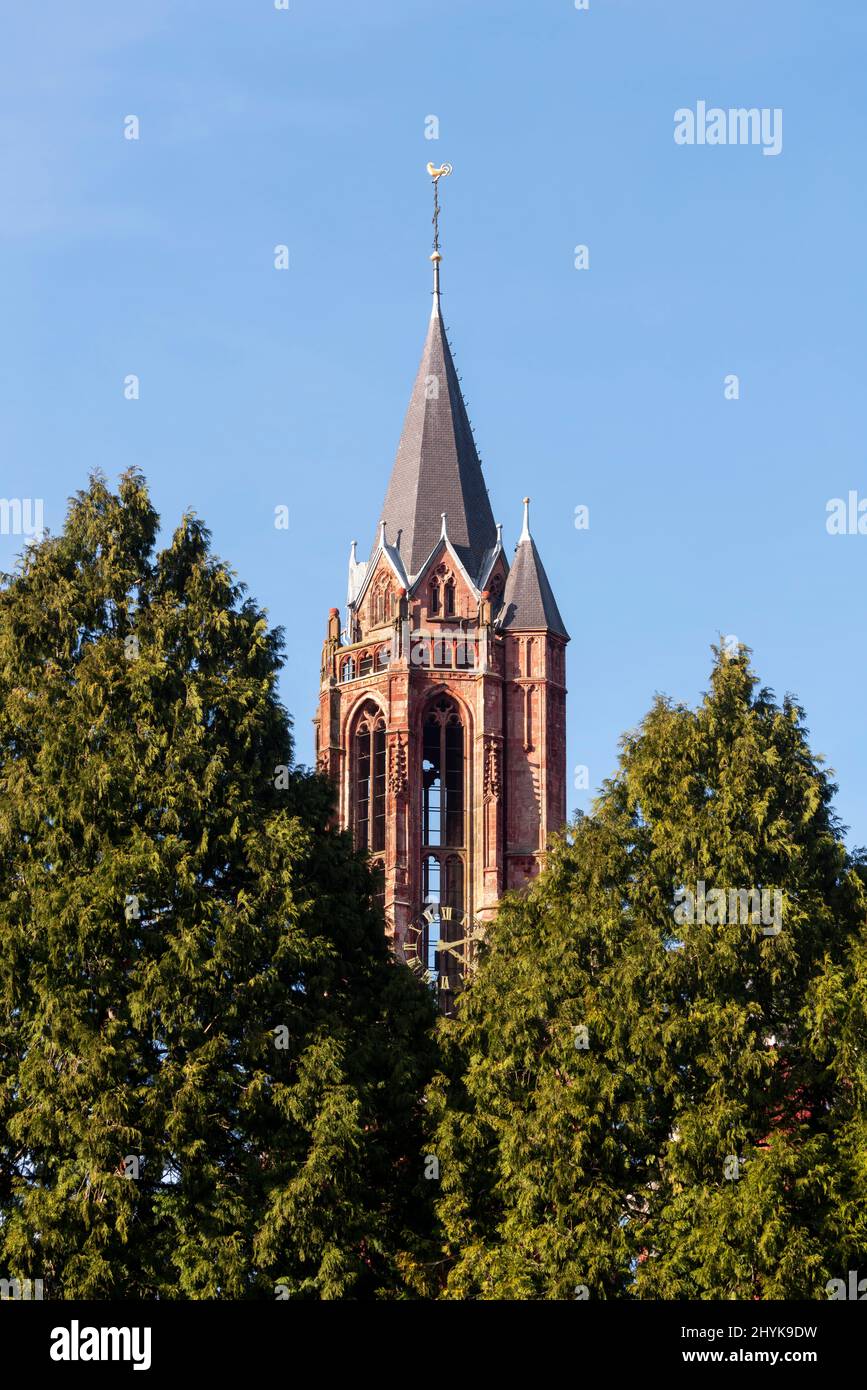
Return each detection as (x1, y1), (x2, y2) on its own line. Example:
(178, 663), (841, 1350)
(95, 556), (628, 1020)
(379, 519), (387, 548)
(520, 497), (531, 542)
(440, 511), (448, 539)
(427, 161), (452, 314)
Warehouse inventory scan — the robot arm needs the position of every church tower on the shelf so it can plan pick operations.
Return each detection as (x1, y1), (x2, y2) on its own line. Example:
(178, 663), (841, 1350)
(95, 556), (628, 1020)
(314, 167), (568, 1004)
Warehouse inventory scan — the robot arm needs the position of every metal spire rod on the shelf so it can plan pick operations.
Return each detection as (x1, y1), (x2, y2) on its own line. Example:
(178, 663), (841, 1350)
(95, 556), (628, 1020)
(426, 161), (452, 304)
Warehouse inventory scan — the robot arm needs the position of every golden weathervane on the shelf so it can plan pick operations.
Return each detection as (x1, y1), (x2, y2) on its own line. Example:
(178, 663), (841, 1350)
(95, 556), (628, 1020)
(427, 161), (453, 263)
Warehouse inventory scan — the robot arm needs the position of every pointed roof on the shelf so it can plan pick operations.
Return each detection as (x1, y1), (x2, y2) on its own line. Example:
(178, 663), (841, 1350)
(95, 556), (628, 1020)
(476, 522), (506, 594)
(346, 539), (367, 607)
(499, 498), (569, 639)
(375, 273), (497, 582)
(351, 521), (409, 613)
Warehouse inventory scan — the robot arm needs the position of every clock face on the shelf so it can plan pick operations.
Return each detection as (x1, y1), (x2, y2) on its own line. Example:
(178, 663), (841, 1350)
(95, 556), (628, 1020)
(402, 904), (485, 1006)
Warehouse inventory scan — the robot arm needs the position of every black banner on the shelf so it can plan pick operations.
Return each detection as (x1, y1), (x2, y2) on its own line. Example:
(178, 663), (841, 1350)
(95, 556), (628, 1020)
(4, 1297), (862, 1377)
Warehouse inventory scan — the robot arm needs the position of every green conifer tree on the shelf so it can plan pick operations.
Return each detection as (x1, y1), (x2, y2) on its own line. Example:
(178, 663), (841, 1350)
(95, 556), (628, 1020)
(429, 646), (866, 1299)
(0, 471), (436, 1300)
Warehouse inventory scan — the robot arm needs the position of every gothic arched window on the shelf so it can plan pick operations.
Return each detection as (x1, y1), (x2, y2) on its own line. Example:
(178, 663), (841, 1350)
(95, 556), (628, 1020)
(341, 656), (356, 682)
(354, 702), (386, 853)
(372, 582), (391, 626)
(422, 696), (464, 848)
(443, 578), (456, 617)
(420, 698), (467, 1008)
(429, 578), (440, 616)
(421, 852), (465, 989)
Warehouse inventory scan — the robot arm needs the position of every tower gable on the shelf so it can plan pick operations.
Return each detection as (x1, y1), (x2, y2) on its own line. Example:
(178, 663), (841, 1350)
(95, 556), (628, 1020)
(355, 552), (402, 638)
(410, 533), (481, 625)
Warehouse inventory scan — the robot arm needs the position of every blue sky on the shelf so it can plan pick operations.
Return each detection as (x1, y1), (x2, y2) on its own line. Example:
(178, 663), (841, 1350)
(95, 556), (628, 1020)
(1, 0), (865, 844)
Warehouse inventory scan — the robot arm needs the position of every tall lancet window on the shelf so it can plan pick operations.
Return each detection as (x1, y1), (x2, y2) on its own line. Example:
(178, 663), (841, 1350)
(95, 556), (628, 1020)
(422, 696), (464, 848)
(421, 697), (466, 1001)
(353, 702), (386, 853)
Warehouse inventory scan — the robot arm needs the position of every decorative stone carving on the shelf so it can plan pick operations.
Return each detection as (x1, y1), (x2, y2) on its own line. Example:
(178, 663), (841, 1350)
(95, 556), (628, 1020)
(484, 737), (501, 801)
(389, 735), (408, 797)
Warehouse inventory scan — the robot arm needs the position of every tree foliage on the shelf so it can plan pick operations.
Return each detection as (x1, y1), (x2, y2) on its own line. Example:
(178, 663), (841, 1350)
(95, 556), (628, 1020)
(429, 646), (867, 1298)
(0, 470), (436, 1299)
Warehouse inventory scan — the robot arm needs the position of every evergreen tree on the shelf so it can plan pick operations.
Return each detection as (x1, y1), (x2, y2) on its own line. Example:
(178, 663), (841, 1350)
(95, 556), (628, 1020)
(429, 646), (866, 1298)
(0, 470), (436, 1299)
(805, 860), (867, 1293)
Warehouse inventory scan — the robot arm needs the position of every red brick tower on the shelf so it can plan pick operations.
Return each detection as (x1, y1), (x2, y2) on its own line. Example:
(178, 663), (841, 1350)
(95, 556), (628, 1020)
(314, 177), (568, 997)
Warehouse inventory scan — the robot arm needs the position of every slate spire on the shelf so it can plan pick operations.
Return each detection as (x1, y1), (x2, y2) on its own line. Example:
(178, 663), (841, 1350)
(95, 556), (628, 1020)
(375, 214), (497, 582)
(499, 498), (569, 638)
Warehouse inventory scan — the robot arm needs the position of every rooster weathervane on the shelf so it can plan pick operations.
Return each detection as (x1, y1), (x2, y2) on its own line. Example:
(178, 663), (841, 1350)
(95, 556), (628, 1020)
(426, 161), (453, 262)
